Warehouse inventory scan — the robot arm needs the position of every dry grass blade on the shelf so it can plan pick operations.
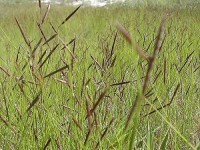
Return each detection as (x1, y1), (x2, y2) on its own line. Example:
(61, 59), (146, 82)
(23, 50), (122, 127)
(39, 44), (59, 68)
(49, 22), (57, 33)
(72, 117), (82, 131)
(116, 22), (132, 45)
(111, 32), (117, 56)
(42, 33), (57, 46)
(67, 38), (76, 47)
(44, 65), (69, 78)
(15, 18), (31, 48)
(110, 81), (131, 86)
(153, 70), (161, 84)
(33, 38), (43, 56)
(88, 89), (107, 117)
(37, 22), (47, 41)
(144, 83), (180, 117)
(142, 15), (168, 94)
(96, 118), (114, 148)
(59, 5), (82, 28)
(194, 65), (200, 73)
(37, 22), (51, 49)
(43, 138), (51, 150)
(38, 49), (47, 64)
(84, 130), (91, 145)
(59, 37), (76, 59)
(90, 55), (105, 72)
(85, 79), (91, 87)
(38, 0), (41, 10)
(60, 38), (76, 49)
(179, 51), (194, 73)
(153, 14), (169, 56)
(110, 55), (117, 67)
(71, 39), (76, 70)
(0, 66), (10, 76)
(41, 3), (50, 25)
(85, 98), (92, 130)
(107, 32), (117, 65)
(26, 91), (42, 112)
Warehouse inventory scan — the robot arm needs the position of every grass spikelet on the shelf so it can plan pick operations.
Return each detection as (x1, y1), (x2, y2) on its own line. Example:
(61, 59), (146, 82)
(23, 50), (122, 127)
(32, 38), (43, 56)
(110, 81), (131, 86)
(72, 117), (83, 131)
(59, 5), (82, 28)
(38, 49), (47, 64)
(42, 33), (57, 46)
(44, 65), (69, 78)
(39, 44), (59, 68)
(84, 130), (91, 145)
(38, 0), (41, 11)
(178, 51), (194, 73)
(41, 3), (50, 25)
(49, 22), (57, 33)
(37, 22), (47, 41)
(87, 89), (107, 118)
(15, 17), (31, 49)
(26, 91), (42, 112)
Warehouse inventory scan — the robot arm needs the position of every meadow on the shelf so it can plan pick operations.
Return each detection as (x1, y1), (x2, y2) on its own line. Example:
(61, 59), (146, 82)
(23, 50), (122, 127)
(0, 2), (199, 149)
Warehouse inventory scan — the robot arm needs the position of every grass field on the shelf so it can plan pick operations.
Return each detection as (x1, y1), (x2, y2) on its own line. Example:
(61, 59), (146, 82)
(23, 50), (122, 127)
(0, 2), (199, 149)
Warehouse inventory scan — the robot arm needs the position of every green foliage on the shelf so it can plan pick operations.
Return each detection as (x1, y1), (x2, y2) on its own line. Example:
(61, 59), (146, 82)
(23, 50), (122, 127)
(0, 3), (199, 149)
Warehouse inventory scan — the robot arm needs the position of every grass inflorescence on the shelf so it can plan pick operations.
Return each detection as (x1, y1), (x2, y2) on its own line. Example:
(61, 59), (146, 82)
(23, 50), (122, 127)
(0, 2), (199, 149)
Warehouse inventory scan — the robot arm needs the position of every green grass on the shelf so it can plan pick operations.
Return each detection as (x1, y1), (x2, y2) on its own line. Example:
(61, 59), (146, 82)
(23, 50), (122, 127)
(0, 3), (199, 149)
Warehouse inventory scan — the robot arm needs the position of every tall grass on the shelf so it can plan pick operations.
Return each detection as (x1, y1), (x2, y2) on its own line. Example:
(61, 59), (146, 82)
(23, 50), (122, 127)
(0, 3), (199, 149)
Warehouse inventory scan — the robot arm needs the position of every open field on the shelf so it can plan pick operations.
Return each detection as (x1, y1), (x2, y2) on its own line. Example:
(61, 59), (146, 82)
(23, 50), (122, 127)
(0, 2), (199, 149)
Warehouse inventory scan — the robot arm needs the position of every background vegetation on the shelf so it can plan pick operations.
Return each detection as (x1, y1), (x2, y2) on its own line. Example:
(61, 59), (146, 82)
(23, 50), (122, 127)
(0, 2), (199, 149)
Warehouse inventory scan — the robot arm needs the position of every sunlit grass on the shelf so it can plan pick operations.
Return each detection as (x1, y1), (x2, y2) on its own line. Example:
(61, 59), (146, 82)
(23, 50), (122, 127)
(0, 3), (199, 149)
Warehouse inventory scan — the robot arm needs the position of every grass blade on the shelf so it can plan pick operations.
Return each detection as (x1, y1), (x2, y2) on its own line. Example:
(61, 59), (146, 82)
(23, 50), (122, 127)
(59, 5), (82, 28)
(159, 129), (169, 150)
(42, 33), (57, 46)
(44, 65), (69, 78)
(41, 3), (50, 25)
(88, 89), (107, 117)
(72, 117), (82, 131)
(15, 18), (31, 48)
(43, 138), (51, 150)
(116, 22), (132, 45)
(39, 44), (59, 68)
(26, 91), (42, 112)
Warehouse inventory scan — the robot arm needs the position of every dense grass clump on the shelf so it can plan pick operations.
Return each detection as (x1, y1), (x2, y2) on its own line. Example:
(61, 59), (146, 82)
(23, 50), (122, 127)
(0, 3), (199, 149)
